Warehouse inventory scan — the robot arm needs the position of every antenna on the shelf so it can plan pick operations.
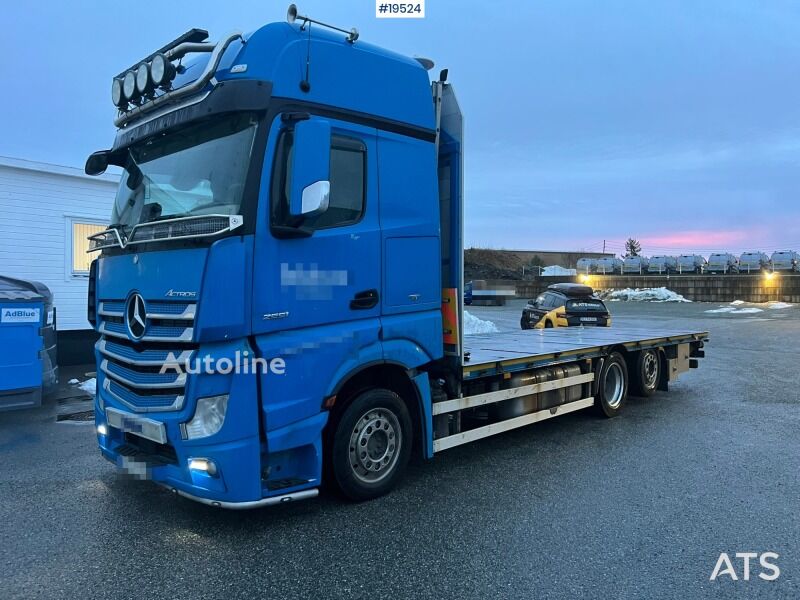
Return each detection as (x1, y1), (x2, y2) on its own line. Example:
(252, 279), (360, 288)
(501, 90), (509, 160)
(287, 4), (359, 43)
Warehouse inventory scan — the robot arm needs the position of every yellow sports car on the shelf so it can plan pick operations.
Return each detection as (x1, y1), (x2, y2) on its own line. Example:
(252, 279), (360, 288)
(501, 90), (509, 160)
(520, 283), (611, 329)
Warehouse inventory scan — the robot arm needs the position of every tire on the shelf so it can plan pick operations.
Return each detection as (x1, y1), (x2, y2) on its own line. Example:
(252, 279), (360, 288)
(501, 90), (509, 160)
(545, 320), (554, 329)
(631, 349), (660, 397)
(593, 352), (628, 418)
(331, 388), (412, 501)
(521, 316), (530, 330)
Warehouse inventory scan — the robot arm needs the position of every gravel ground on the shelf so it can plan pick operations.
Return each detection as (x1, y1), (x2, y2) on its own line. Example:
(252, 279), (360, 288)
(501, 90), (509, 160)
(1, 300), (798, 599)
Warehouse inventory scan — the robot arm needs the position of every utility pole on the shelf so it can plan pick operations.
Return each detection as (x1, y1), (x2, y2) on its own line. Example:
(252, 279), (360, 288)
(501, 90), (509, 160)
(603, 240), (606, 254)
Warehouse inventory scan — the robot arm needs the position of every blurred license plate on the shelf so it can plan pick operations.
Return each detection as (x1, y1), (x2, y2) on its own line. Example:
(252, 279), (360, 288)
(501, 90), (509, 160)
(580, 317), (598, 322)
(106, 407), (167, 444)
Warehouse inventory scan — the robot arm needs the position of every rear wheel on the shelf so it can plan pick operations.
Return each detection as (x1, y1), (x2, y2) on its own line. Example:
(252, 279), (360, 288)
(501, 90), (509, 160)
(594, 352), (628, 417)
(545, 320), (554, 329)
(520, 316), (530, 330)
(631, 349), (660, 397)
(331, 388), (412, 501)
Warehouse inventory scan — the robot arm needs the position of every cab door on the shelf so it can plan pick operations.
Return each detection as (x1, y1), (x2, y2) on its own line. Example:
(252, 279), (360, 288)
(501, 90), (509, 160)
(252, 115), (381, 334)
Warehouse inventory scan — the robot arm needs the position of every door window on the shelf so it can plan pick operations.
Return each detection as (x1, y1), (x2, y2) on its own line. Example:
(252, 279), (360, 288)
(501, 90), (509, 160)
(271, 129), (366, 231)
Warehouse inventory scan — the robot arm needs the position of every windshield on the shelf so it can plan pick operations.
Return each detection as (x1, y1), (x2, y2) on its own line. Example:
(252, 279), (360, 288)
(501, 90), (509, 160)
(111, 113), (257, 232)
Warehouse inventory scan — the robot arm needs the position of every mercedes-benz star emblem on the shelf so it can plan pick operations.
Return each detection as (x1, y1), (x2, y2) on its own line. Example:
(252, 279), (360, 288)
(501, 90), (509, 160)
(126, 293), (147, 341)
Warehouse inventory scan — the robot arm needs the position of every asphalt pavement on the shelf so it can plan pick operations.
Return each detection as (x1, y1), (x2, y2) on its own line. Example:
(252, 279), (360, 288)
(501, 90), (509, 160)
(1, 299), (798, 599)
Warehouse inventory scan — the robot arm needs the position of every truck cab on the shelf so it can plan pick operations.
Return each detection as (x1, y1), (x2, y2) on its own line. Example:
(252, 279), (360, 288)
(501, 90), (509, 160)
(86, 15), (461, 506)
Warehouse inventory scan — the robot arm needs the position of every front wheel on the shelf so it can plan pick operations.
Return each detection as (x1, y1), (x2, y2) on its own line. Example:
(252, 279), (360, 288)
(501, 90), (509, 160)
(331, 389), (412, 501)
(593, 352), (629, 417)
(520, 316), (531, 330)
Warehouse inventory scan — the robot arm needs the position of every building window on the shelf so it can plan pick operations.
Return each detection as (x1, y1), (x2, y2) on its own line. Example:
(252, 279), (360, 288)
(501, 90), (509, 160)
(71, 221), (106, 275)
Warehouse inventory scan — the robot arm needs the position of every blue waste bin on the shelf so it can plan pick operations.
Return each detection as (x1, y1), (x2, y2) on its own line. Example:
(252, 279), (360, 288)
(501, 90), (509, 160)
(0, 276), (58, 411)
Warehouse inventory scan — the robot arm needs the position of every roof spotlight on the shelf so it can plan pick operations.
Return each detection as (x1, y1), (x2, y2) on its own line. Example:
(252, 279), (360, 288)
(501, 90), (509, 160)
(122, 70), (138, 102)
(135, 62), (152, 96)
(287, 4), (298, 23)
(111, 78), (126, 108)
(150, 53), (176, 88)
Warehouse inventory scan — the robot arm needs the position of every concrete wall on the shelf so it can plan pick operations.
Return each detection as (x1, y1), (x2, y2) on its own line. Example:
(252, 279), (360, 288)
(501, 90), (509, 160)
(516, 274), (800, 303)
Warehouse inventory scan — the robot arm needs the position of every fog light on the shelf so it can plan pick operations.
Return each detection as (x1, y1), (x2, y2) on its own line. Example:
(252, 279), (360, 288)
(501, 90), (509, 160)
(150, 53), (176, 87)
(135, 62), (153, 96)
(122, 70), (138, 102)
(111, 78), (125, 108)
(97, 424), (108, 436)
(188, 458), (218, 476)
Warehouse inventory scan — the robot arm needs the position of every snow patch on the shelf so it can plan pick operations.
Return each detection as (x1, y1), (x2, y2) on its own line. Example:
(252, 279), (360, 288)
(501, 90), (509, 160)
(599, 287), (691, 303)
(71, 378), (97, 396)
(705, 307), (764, 314)
(767, 302), (793, 310)
(463, 310), (498, 335)
(708, 300), (794, 314)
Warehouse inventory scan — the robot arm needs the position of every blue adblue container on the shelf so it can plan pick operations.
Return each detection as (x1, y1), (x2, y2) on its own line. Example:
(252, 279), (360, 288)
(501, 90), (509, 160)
(0, 276), (57, 411)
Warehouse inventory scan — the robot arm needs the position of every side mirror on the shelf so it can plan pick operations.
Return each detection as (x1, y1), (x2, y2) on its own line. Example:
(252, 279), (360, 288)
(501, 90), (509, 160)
(289, 119), (331, 218)
(85, 150), (110, 176)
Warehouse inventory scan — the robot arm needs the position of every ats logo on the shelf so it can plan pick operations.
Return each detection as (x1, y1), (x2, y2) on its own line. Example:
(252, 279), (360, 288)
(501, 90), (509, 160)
(710, 552), (780, 582)
(1, 308), (41, 323)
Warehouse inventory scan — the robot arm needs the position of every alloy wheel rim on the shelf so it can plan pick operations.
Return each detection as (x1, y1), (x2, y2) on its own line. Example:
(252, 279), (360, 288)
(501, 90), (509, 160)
(643, 352), (658, 388)
(348, 408), (401, 484)
(604, 363), (624, 408)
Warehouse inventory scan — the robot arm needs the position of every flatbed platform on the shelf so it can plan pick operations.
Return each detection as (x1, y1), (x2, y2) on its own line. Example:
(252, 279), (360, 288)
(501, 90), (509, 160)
(462, 326), (708, 380)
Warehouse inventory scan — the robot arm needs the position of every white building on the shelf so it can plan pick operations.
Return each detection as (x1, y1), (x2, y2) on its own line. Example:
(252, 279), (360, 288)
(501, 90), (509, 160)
(0, 156), (119, 362)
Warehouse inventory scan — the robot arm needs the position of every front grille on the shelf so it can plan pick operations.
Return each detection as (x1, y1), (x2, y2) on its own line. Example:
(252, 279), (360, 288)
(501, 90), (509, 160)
(97, 299), (196, 413)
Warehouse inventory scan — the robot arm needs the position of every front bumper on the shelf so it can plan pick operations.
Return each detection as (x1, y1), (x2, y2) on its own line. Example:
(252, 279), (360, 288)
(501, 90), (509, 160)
(94, 338), (324, 508)
(160, 485), (318, 509)
(97, 421), (264, 503)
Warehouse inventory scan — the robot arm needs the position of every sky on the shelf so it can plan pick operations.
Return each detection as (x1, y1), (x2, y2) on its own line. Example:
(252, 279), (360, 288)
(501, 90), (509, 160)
(1, 0), (799, 256)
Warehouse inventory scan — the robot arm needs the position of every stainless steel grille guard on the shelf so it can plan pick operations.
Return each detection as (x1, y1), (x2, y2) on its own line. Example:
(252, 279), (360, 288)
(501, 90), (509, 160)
(87, 214), (244, 252)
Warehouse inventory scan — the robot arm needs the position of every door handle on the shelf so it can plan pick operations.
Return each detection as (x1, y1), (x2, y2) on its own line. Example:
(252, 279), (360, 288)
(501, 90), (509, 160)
(350, 289), (379, 310)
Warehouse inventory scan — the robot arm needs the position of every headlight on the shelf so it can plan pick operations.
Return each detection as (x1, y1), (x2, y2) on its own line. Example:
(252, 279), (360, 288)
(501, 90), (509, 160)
(111, 78), (125, 108)
(150, 53), (175, 87)
(122, 70), (138, 102)
(135, 62), (151, 96)
(182, 395), (229, 440)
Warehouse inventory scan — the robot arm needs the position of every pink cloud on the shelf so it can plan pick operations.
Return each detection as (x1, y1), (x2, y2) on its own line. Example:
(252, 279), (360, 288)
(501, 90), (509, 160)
(640, 230), (750, 248)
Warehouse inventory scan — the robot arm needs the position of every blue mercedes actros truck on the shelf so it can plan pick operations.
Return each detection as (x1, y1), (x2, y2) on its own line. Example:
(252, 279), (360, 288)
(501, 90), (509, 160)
(86, 6), (708, 508)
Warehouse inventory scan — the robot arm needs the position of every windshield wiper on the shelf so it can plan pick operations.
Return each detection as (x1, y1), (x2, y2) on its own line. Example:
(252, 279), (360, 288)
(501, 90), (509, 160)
(141, 211), (192, 224)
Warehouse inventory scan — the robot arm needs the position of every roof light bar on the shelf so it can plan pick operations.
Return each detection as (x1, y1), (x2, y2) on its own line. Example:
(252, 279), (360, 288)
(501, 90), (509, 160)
(114, 28), (209, 80)
(113, 30), (243, 127)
